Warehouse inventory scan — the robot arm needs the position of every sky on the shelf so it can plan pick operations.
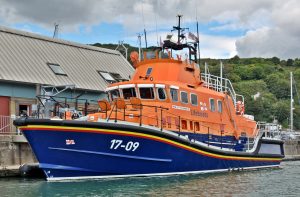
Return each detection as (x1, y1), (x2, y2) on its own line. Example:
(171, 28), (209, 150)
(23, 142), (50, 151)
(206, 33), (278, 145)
(0, 0), (299, 59)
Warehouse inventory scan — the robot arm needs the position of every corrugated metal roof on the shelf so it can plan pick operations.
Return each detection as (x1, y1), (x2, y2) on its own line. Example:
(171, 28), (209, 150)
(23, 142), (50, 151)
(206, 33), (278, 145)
(0, 26), (134, 91)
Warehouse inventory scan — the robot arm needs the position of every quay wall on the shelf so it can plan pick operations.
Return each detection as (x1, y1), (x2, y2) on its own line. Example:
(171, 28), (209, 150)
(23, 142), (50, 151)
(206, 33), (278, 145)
(0, 135), (36, 177)
(283, 140), (300, 161)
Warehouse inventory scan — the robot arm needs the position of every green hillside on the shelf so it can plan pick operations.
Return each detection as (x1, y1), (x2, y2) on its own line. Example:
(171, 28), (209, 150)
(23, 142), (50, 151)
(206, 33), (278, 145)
(93, 43), (300, 129)
(200, 56), (300, 129)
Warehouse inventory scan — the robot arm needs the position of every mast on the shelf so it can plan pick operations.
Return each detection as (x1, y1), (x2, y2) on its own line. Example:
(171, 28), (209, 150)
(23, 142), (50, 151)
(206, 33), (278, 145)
(290, 72), (293, 132)
(172, 14), (183, 44)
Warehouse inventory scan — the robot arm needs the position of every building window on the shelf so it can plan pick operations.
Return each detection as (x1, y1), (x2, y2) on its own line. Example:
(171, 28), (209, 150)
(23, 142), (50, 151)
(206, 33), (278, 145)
(122, 88), (136, 99)
(111, 73), (126, 82)
(210, 98), (215, 112)
(139, 87), (155, 99)
(170, 88), (178, 102)
(180, 91), (188, 104)
(19, 104), (30, 116)
(98, 71), (125, 83)
(98, 71), (117, 83)
(48, 63), (67, 76)
(157, 88), (166, 100)
(218, 100), (222, 113)
(191, 93), (198, 106)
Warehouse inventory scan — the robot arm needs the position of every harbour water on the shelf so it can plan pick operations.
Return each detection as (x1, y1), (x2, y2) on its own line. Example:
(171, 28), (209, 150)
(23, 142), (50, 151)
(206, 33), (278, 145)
(1, 161), (299, 197)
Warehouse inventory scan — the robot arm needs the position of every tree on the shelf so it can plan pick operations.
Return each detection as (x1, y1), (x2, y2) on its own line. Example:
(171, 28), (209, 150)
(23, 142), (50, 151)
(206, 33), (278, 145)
(287, 59), (294, 66)
(271, 57), (280, 65)
(265, 74), (289, 99)
(272, 100), (289, 123)
(229, 55), (240, 64)
(294, 58), (300, 67)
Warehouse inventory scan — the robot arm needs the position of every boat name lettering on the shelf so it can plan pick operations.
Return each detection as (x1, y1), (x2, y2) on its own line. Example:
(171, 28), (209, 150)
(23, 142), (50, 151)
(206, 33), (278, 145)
(191, 110), (208, 118)
(110, 139), (139, 151)
(172, 105), (190, 111)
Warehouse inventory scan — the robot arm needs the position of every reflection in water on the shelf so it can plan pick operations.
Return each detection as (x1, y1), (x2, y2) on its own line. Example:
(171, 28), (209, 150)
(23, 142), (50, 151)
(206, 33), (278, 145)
(1, 161), (300, 197)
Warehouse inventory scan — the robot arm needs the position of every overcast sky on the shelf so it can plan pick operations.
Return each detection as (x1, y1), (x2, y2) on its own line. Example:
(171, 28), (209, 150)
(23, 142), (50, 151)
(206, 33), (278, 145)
(0, 0), (299, 59)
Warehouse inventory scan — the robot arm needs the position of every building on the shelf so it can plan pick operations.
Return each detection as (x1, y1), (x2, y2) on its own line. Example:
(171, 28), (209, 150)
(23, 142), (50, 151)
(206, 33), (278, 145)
(0, 26), (134, 123)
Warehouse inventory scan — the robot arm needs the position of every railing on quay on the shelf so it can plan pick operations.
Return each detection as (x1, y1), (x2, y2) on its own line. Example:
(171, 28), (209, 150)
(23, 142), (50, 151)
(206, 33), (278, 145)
(0, 115), (19, 134)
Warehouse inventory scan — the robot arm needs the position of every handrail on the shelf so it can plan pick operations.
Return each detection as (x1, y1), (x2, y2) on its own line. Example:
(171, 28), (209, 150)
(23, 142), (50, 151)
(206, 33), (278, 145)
(257, 122), (281, 139)
(201, 73), (245, 112)
(108, 101), (231, 138)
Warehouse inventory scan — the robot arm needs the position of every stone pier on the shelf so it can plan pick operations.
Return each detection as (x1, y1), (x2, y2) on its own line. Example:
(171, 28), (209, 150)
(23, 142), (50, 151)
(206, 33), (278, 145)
(0, 135), (36, 177)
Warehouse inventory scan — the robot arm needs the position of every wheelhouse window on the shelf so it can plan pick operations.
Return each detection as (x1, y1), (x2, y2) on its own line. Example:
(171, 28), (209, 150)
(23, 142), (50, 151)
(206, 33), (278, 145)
(139, 87), (155, 99)
(191, 93), (198, 106)
(146, 67), (153, 76)
(218, 100), (222, 113)
(48, 63), (67, 76)
(170, 88), (179, 102)
(157, 88), (166, 100)
(98, 71), (116, 83)
(109, 89), (120, 100)
(122, 88), (136, 99)
(210, 98), (215, 112)
(180, 91), (188, 104)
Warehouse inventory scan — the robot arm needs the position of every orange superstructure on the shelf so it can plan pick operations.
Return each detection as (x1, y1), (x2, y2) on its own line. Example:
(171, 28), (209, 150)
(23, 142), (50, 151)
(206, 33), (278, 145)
(93, 51), (257, 140)
(88, 16), (257, 140)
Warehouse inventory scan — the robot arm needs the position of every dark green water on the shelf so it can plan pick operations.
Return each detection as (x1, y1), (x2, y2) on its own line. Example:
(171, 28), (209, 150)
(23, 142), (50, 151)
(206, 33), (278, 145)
(1, 161), (300, 197)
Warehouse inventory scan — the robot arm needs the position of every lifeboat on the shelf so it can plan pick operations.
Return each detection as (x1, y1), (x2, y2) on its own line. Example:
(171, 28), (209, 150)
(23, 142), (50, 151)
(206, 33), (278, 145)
(14, 16), (284, 181)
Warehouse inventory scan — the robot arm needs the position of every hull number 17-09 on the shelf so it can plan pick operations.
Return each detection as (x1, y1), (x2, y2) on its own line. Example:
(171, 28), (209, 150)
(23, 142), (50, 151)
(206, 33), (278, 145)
(110, 139), (139, 151)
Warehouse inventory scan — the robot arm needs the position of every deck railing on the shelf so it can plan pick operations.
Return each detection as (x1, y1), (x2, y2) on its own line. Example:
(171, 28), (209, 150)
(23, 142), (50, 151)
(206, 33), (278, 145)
(257, 122), (281, 139)
(201, 73), (244, 111)
(32, 95), (281, 151)
(104, 101), (238, 149)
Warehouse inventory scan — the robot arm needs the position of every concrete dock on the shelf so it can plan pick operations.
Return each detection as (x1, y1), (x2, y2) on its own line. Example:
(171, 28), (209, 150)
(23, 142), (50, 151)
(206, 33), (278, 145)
(0, 135), (36, 177)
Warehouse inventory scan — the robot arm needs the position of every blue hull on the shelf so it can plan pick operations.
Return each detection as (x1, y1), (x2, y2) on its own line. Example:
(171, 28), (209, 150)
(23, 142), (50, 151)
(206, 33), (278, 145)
(17, 120), (284, 181)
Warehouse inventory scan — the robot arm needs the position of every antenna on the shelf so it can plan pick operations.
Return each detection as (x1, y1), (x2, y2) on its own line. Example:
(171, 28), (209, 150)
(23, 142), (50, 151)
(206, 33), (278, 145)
(196, 21), (200, 64)
(115, 41), (128, 60)
(144, 29), (148, 48)
(137, 33), (142, 61)
(53, 23), (59, 38)
(220, 61), (223, 92)
(155, 0), (159, 46)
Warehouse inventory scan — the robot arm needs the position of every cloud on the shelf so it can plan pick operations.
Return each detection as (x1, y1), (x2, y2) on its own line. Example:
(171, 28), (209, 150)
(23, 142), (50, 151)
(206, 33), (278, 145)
(0, 0), (299, 58)
(125, 31), (238, 59)
(0, 0), (278, 32)
(236, 0), (300, 59)
(199, 33), (238, 59)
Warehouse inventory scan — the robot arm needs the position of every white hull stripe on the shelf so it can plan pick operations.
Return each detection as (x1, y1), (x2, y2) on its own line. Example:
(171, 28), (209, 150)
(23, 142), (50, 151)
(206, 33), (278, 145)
(46, 164), (280, 181)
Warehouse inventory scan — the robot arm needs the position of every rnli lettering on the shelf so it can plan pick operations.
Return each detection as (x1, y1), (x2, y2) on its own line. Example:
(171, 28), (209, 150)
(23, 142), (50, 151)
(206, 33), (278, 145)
(191, 110), (208, 118)
(172, 105), (190, 111)
(65, 139), (75, 145)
